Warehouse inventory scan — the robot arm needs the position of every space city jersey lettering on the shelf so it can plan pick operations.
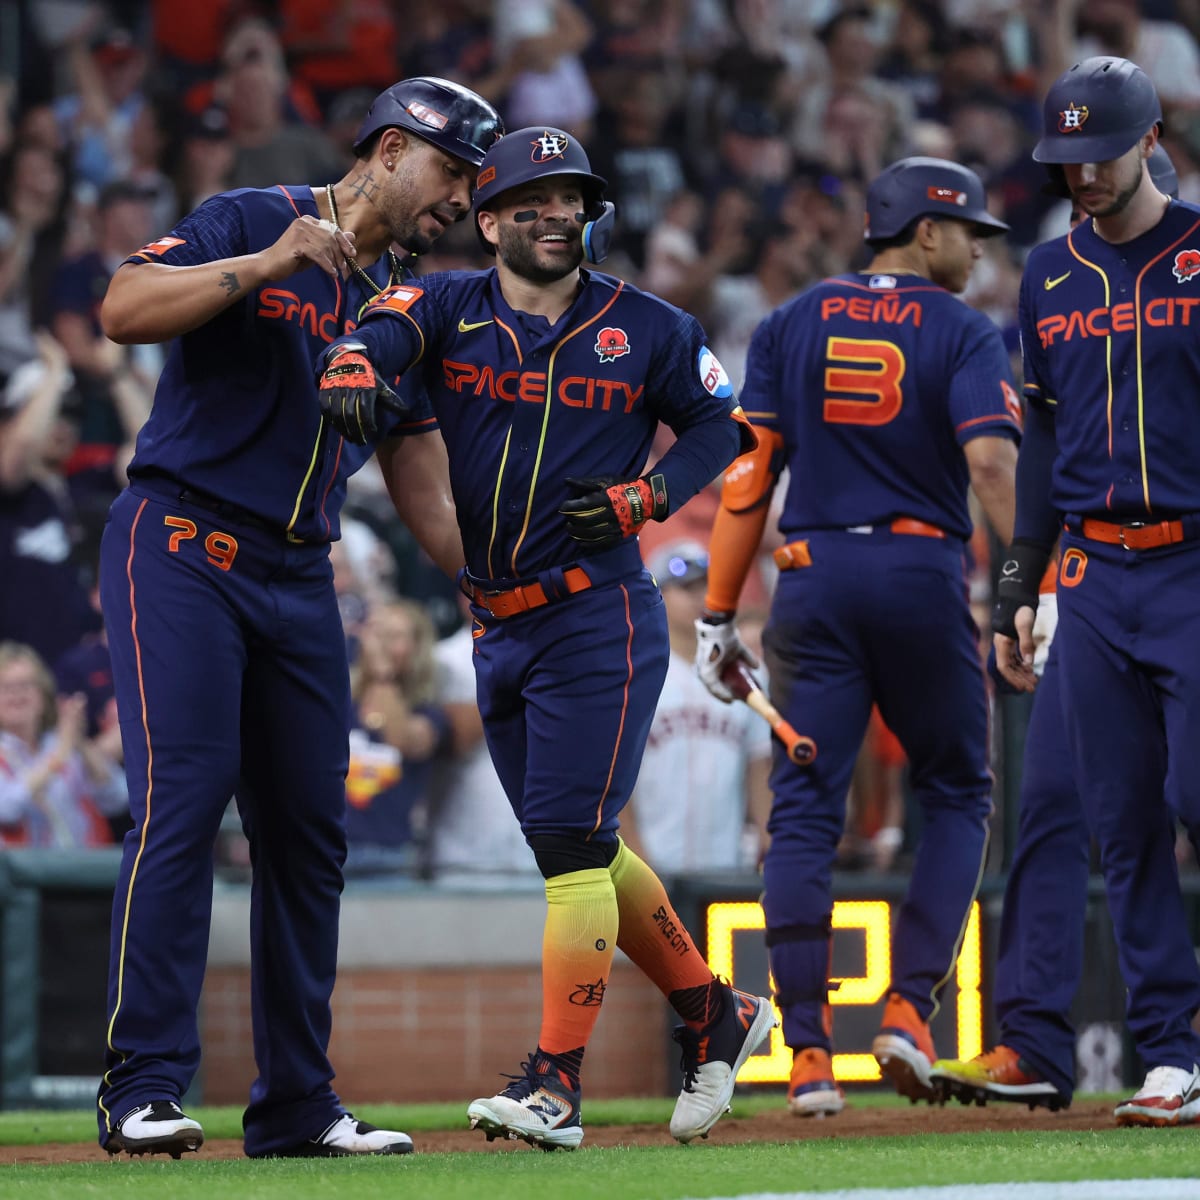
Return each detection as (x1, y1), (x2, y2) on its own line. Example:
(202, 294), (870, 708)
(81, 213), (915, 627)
(441, 360), (645, 412)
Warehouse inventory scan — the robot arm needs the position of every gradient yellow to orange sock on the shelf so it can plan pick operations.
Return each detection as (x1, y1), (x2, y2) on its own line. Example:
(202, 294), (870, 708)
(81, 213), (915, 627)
(538, 868), (618, 1055)
(609, 839), (716, 1018)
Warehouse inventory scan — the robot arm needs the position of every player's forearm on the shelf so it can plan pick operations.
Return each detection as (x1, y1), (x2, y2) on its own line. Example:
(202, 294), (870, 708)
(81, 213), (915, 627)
(965, 436), (1018, 546)
(1013, 404), (1061, 549)
(377, 431), (466, 578)
(649, 414), (743, 518)
(705, 501), (770, 614)
(101, 257), (273, 344)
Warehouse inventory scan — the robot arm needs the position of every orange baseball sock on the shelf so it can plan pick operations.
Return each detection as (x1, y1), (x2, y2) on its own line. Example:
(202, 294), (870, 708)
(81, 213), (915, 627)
(608, 838), (718, 1027)
(538, 868), (618, 1065)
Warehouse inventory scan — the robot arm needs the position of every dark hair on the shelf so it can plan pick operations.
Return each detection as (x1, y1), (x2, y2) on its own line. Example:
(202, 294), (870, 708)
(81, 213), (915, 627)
(817, 4), (874, 47)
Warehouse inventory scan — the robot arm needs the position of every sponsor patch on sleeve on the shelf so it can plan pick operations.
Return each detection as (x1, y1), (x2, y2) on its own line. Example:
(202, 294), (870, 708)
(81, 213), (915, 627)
(371, 284), (425, 315)
(697, 346), (733, 398)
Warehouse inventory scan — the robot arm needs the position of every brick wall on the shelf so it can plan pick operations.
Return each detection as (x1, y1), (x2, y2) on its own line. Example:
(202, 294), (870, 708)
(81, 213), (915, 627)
(201, 918), (671, 1105)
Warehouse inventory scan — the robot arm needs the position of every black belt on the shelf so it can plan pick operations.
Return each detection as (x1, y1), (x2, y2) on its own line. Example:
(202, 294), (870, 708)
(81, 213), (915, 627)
(134, 472), (291, 538)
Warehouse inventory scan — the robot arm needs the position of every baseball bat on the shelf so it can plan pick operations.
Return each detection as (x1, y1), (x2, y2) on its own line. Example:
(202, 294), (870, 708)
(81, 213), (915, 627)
(721, 661), (817, 766)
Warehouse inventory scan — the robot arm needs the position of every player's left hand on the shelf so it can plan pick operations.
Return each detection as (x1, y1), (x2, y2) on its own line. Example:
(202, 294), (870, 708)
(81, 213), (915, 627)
(317, 341), (404, 444)
(559, 474), (668, 550)
(992, 609), (1037, 694)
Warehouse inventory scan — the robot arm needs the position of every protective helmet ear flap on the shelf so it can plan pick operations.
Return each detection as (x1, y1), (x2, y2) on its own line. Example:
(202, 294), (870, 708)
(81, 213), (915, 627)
(581, 200), (616, 264)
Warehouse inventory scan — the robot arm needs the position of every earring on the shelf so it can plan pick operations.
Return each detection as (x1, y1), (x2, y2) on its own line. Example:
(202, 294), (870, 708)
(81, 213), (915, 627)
(386, 161), (393, 168)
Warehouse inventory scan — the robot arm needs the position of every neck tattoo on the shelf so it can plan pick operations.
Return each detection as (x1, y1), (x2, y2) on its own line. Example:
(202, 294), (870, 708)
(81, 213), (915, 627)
(326, 184), (402, 296)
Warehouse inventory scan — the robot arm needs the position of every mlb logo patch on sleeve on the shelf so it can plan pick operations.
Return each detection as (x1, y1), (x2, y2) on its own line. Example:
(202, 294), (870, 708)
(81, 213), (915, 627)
(697, 347), (733, 398)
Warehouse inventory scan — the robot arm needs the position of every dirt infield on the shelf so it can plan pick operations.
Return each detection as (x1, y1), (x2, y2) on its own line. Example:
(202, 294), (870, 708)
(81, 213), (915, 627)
(0, 1098), (1135, 1164)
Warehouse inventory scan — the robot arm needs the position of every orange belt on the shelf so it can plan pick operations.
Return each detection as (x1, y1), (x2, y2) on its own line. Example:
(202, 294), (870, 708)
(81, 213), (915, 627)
(470, 566), (592, 618)
(774, 518), (946, 571)
(1080, 517), (1185, 551)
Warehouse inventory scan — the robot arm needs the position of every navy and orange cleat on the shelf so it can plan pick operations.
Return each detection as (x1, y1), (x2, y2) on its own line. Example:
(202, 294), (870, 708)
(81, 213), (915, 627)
(788, 1047), (845, 1118)
(872, 992), (938, 1103)
(930, 1044), (1068, 1111)
(467, 1052), (584, 1150)
(1114, 1065), (1200, 1127)
(670, 986), (778, 1143)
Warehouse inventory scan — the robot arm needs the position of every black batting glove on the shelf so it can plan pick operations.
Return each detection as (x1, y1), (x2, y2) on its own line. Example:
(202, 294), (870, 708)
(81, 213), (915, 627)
(991, 538), (1051, 638)
(560, 473), (668, 551)
(317, 342), (403, 444)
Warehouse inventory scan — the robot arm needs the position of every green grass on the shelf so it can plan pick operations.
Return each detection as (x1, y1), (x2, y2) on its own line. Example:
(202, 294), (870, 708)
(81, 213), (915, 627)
(3, 1098), (1199, 1200)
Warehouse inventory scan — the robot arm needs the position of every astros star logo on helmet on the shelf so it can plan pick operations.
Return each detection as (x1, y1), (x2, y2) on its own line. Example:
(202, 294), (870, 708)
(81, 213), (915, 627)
(1058, 103), (1089, 133)
(531, 131), (569, 162)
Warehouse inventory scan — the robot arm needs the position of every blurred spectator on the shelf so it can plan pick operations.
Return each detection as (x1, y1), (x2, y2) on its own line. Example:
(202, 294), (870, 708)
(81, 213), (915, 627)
(1074, 0), (1200, 112)
(623, 541), (772, 874)
(791, 5), (913, 181)
(878, 0), (952, 116)
(344, 599), (455, 877)
(493, 0), (597, 137)
(278, 0), (400, 117)
(55, 25), (150, 191)
(933, 24), (1038, 131)
(214, 18), (342, 190)
(0, 140), (68, 382)
(398, 0), (497, 93)
(0, 332), (96, 668)
(642, 188), (705, 298)
(126, 97), (179, 232)
(704, 102), (794, 218)
(426, 596), (540, 889)
(0, 639), (127, 848)
(150, 0), (252, 93)
(175, 104), (235, 214)
(48, 179), (156, 514)
(588, 64), (690, 270)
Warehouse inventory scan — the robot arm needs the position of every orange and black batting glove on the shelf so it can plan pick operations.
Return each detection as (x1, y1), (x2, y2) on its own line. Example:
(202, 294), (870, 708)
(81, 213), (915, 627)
(317, 341), (398, 445)
(560, 473), (668, 552)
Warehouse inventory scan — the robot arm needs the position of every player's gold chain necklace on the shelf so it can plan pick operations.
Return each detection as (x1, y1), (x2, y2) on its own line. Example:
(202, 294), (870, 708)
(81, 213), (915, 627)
(325, 184), (402, 296)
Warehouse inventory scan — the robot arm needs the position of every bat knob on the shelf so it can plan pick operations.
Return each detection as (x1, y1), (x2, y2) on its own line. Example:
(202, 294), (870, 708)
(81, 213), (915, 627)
(790, 737), (818, 766)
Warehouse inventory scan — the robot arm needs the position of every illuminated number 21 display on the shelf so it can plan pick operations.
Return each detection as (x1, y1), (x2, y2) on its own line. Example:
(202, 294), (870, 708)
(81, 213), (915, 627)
(706, 900), (983, 1084)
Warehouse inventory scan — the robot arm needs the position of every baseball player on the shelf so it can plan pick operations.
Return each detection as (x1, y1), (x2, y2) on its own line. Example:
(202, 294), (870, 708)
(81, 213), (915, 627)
(992, 57), (1200, 1127)
(930, 143), (1182, 1114)
(93, 77), (503, 1158)
(695, 157), (1021, 1116)
(316, 126), (775, 1150)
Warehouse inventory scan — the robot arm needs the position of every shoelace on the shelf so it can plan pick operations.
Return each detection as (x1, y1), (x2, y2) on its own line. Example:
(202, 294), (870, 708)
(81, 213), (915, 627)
(672, 1025), (702, 1092)
(498, 1055), (545, 1101)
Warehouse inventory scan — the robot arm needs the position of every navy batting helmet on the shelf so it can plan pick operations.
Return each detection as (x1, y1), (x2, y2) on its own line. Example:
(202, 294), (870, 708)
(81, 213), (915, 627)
(1149, 143), (1179, 199)
(864, 157), (1009, 243)
(352, 77), (503, 167)
(1034, 57), (1162, 165)
(473, 127), (616, 263)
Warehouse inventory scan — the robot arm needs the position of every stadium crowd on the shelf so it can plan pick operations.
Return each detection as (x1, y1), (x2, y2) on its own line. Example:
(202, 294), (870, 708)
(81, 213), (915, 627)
(3, 0), (1200, 877)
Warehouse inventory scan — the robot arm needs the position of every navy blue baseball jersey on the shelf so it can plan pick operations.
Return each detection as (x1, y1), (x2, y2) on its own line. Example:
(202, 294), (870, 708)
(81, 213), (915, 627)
(1014, 197), (1200, 1082)
(742, 273), (1021, 540)
(1020, 199), (1200, 520)
(123, 186), (427, 541)
(335, 268), (746, 581)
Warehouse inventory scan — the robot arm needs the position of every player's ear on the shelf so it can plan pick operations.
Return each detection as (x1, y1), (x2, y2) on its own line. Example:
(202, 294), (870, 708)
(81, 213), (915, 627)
(914, 215), (939, 251)
(477, 208), (501, 250)
(378, 127), (407, 170)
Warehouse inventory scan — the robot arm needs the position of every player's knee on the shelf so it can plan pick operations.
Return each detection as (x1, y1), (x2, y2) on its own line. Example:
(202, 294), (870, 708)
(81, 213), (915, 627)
(528, 832), (619, 879)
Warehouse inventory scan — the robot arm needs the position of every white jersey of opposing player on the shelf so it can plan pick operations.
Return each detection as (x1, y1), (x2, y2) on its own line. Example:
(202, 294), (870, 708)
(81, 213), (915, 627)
(631, 652), (772, 874)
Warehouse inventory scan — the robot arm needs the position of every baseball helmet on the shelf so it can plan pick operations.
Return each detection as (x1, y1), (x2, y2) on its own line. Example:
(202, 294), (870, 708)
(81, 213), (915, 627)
(473, 127), (616, 263)
(1033, 57), (1162, 165)
(1149, 143), (1179, 199)
(352, 77), (503, 167)
(864, 156), (1009, 242)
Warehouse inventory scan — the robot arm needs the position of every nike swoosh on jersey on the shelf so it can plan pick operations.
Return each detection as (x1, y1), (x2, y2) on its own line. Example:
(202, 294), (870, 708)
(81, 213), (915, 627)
(1044, 271), (1071, 291)
(458, 318), (492, 333)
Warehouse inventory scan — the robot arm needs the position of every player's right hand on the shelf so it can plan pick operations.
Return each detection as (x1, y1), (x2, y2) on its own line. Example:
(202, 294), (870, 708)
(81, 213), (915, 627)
(694, 613), (758, 703)
(317, 341), (402, 444)
(261, 215), (356, 282)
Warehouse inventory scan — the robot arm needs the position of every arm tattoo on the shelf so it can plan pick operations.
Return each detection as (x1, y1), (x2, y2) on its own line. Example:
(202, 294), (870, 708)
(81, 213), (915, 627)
(219, 271), (241, 295)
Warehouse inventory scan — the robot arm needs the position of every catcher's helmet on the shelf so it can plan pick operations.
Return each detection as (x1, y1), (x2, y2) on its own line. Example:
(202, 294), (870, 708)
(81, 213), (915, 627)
(864, 157), (1009, 243)
(352, 77), (503, 167)
(473, 127), (615, 263)
(1033, 57), (1161, 165)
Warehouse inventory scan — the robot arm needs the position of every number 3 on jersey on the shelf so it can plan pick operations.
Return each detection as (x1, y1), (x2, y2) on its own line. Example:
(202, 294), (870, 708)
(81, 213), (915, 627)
(823, 336), (906, 426)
